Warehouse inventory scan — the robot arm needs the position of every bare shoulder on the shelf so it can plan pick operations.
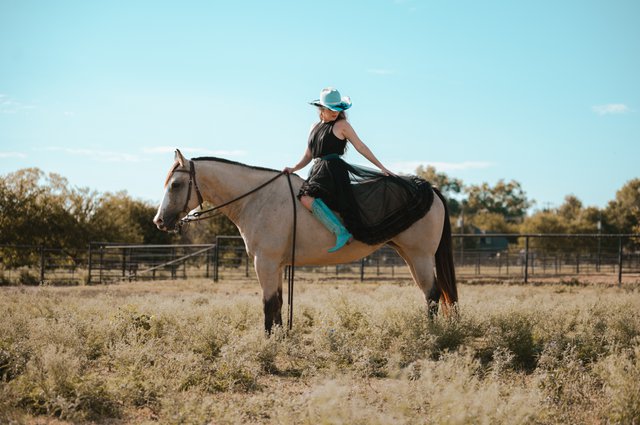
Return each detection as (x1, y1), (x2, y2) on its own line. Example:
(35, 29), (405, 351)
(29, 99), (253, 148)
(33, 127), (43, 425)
(333, 119), (354, 139)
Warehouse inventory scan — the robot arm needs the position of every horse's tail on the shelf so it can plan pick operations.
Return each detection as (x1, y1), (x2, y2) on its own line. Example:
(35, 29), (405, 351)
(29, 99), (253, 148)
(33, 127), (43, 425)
(433, 187), (458, 308)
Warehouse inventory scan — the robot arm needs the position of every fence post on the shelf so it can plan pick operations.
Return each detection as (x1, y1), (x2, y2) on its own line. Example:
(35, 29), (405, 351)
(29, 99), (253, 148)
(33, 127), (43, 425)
(597, 235), (601, 272)
(524, 236), (529, 283)
(183, 248), (187, 279)
(99, 246), (104, 283)
(214, 238), (220, 282)
(618, 237), (623, 287)
(506, 251), (509, 276)
(360, 258), (365, 282)
(87, 243), (93, 284)
(121, 248), (126, 278)
(39, 245), (45, 284)
(205, 247), (210, 278)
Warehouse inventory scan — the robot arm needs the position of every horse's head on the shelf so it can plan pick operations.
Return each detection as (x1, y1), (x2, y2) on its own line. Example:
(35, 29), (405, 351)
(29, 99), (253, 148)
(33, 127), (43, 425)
(153, 149), (202, 232)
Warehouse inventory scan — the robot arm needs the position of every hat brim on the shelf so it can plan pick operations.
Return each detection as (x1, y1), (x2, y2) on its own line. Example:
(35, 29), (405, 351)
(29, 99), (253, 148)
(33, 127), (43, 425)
(309, 99), (352, 112)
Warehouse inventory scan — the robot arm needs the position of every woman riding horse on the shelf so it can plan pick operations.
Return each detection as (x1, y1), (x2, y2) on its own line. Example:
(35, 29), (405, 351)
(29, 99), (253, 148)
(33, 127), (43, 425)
(283, 87), (434, 252)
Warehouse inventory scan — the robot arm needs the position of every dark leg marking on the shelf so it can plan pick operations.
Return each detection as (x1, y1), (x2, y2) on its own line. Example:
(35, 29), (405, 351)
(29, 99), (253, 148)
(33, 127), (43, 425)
(427, 282), (441, 319)
(263, 288), (283, 334)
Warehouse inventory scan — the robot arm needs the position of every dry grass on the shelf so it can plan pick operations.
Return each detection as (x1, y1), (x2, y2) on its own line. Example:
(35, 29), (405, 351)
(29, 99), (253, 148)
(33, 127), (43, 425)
(1, 278), (640, 424)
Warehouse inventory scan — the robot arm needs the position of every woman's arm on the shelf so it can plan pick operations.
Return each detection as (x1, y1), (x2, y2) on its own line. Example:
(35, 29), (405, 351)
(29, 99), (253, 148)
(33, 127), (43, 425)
(339, 121), (396, 176)
(283, 147), (312, 174)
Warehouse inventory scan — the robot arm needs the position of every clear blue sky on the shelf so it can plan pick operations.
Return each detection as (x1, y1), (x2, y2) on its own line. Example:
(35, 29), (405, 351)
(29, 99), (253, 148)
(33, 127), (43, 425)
(1, 0), (638, 210)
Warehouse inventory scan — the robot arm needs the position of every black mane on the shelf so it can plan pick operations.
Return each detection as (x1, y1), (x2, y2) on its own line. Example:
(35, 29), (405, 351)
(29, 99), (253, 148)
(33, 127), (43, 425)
(192, 156), (280, 173)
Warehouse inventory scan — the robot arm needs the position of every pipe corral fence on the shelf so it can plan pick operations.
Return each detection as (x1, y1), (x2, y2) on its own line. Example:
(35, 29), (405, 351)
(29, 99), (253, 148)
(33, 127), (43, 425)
(1, 234), (639, 286)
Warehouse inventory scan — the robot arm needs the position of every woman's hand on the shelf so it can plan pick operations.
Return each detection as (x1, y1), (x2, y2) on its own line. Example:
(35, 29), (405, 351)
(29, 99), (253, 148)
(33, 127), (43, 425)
(284, 147), (313, 175)
(380, 167), (397, 177)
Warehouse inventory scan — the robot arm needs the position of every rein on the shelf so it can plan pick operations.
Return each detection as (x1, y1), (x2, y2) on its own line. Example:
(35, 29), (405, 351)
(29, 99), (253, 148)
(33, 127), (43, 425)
(174, 160), (298, 330)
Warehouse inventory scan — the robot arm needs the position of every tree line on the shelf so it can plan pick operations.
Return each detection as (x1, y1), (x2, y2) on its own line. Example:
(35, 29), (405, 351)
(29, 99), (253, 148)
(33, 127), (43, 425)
(0, 168), (236, 266)
(1, 166), (638, 264)
(415, 165), (640, 236)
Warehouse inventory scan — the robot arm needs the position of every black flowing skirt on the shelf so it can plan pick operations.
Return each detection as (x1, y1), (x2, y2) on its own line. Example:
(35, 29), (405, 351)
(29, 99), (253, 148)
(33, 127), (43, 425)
(298, 157), (434, 244)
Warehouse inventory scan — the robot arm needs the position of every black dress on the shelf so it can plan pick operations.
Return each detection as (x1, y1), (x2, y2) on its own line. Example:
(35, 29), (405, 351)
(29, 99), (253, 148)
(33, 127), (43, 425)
(298, 119), (434, 245)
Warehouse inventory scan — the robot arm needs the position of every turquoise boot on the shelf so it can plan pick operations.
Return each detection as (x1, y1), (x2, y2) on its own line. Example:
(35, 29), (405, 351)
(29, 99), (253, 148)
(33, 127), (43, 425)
(311, 199), (353, 253)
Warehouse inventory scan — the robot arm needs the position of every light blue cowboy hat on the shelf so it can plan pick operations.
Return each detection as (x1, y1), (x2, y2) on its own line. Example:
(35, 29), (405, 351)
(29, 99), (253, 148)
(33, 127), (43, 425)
(309, 87), (352, 111)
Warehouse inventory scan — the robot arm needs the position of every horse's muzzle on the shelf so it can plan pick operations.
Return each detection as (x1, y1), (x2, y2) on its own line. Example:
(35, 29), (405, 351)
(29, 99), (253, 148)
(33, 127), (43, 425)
(153, 214), (184, 234)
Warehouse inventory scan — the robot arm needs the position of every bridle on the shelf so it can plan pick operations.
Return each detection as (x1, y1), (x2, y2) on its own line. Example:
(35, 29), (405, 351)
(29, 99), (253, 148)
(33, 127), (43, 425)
(171, 160), (204, 216)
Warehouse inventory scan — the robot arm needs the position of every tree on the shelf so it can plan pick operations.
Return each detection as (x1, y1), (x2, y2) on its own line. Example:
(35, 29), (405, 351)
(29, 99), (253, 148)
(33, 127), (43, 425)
(520, 210), (569, 253)
(0, 168), (175, 268)
(604, 178), (640, 234)
(464, 179), (532, 220)
(414, 165), (463, 216)
(469, 211), (519, 234)
(90, 192), (175, 245)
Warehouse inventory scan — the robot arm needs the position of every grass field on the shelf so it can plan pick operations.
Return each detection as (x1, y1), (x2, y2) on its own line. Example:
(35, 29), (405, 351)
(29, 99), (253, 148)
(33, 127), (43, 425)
(1, 277), (640, 424)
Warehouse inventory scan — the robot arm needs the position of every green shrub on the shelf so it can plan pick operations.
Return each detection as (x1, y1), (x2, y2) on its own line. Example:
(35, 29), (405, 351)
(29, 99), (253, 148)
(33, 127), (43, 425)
(480, 312), (540, 372)
(11, 344), (119, 420)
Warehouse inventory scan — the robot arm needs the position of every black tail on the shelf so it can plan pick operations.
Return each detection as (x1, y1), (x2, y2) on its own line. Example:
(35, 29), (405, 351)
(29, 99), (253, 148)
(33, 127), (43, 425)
(433, 187), (458, 306)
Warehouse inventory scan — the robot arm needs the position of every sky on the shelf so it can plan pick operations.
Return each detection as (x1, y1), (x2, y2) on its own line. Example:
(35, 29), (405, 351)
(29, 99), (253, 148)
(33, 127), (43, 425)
(1, 0), (639, 211)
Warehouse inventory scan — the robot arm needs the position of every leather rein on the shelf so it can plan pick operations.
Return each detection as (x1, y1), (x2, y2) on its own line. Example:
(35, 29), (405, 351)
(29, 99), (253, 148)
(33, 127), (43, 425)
(175, 160), (285, 225)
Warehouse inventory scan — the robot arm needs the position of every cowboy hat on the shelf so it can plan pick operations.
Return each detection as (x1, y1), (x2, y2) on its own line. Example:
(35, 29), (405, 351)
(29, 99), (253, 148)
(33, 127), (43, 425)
(309, 87), (352, 111)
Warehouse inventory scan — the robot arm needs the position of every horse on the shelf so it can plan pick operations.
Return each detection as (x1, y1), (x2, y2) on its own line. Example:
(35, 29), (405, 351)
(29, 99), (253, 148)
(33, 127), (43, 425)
(154, 150), (457, 332)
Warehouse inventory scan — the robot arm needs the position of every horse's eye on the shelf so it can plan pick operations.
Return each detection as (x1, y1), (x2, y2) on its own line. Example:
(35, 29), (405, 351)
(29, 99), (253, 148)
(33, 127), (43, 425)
(171, 181), (181, 190)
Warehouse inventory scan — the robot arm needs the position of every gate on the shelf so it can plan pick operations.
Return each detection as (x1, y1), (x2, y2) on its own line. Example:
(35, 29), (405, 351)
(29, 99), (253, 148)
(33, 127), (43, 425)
(88, 242), (216, 284)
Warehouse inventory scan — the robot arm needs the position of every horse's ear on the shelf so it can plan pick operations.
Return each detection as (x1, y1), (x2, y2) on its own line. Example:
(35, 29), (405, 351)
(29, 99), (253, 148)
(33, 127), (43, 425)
(175, 149), (186, 167)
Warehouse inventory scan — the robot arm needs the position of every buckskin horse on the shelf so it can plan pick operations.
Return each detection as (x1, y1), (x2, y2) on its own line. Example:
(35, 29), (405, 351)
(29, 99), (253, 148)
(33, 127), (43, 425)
(154, 150), (457, 332)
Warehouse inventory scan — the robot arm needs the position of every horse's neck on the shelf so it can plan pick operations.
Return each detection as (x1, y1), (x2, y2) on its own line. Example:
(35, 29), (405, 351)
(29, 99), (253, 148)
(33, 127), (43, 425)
(196, 161), (277, 224)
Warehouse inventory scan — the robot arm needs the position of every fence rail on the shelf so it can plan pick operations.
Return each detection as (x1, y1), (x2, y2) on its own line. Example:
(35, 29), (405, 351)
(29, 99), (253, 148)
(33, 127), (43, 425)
(1, 234), (639, 286)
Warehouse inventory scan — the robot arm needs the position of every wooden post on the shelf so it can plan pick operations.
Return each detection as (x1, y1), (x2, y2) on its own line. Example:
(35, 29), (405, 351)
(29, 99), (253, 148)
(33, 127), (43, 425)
(360, 258), (365, 282)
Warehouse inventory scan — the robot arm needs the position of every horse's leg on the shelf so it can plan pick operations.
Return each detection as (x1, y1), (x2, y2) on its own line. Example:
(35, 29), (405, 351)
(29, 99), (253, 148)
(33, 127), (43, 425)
(389, 243), (440, 318)
(254, 256), (283, 334)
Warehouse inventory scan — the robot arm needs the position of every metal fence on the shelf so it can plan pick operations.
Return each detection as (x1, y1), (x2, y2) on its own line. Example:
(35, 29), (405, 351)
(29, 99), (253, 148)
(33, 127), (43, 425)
(87, 243), (216, 283)
(1, 234), (639, 286)
(0, 244), (88, 285)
